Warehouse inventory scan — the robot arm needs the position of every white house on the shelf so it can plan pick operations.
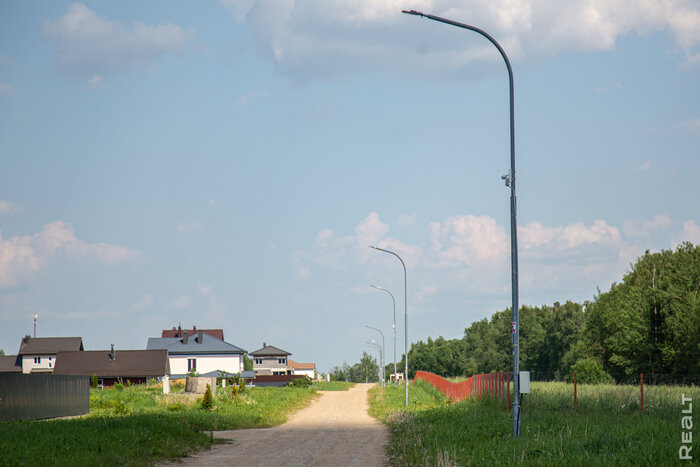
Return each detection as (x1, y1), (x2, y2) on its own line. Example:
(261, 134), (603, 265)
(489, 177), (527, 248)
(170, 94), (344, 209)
(17, 336), (84, 374)
(147, 330), (246, 377)
(288, 359), (316, 379)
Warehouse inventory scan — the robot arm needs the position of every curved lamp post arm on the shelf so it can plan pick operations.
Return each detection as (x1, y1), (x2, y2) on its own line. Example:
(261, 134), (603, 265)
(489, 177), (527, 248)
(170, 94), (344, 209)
(370, 245), (409, 407)
(401, 9), (521, 438)
(371, 284), (398, 385)
(366, 326), (385, 387)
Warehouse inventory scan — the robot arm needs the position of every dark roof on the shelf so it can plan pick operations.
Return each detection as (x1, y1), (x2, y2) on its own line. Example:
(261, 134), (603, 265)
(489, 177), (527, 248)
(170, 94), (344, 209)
(161, 326), (224, 340)
(18, 337), (84, 355)
(0, 355), (21, 373)
(53, 350), (169, 378)
(146, 333), (246, 355)
(249, 345), (291, 357)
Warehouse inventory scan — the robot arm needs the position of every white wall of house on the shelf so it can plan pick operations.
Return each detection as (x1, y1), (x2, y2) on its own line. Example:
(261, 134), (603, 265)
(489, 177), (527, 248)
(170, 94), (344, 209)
(169, 354), (243, 375)
(294, 368), (315, 378)
(21, 355), (56, 374)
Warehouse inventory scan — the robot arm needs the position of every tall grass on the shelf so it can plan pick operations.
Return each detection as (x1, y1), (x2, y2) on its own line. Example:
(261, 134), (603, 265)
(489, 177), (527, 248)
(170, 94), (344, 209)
(0, 383), (317, 466)
(370, 380), (700, 465)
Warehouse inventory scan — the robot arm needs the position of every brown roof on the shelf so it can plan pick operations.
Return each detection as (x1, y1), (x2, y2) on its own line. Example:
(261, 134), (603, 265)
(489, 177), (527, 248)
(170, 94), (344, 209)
(161, 325), (223, 341)
(53, 350), (169, 378)
(288, 359), (315, 370)
(18, 337), (84, 356)
(0, 355), (21, 372)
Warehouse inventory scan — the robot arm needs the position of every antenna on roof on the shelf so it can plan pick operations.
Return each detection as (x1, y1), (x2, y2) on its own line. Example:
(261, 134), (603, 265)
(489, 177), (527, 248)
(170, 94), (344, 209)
(33, 313), (38, 338)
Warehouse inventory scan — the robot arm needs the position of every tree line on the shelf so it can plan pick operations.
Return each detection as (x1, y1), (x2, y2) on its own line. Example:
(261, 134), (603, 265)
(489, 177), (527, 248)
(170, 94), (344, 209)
(333, 242), (700, 382)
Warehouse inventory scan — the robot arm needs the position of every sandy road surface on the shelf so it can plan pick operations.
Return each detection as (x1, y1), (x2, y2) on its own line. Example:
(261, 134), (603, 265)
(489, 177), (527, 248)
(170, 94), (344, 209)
(163, 383), (387, 466)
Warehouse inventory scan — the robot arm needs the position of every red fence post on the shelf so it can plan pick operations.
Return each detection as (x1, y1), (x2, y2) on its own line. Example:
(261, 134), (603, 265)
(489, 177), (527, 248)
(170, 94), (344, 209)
(641, 373), (644, 413)
(507, 371), (510, 411)
(574, 371), (577, 412)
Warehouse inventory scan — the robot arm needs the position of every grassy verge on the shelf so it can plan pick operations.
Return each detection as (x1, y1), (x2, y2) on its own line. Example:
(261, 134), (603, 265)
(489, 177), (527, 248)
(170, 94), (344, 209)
(370, 380), (700, 465)
(311, 381), (355, 391)
(0, 383), (317, 466)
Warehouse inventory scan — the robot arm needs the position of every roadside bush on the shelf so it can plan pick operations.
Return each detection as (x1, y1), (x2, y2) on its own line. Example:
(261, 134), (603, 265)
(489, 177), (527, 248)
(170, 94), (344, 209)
(201, 384), (214, 410)
(566, 358), (614, 384)
(288, 377), (312, 388)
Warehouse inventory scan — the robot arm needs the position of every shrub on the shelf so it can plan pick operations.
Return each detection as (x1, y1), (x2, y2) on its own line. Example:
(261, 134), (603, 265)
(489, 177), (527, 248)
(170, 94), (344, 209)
(288, 377), (312, 388)
(567, 358), (615, 384)
(90, 374), (98, 388)
(238, 379), (246, 394)
(114, 382), (125, 391)
(201, 384), (214, 410)
(231, 384), (239, 398)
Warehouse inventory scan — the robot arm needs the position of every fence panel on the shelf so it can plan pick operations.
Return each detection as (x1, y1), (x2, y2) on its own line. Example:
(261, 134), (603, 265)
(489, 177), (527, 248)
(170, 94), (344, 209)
(0, 373), (89, 421)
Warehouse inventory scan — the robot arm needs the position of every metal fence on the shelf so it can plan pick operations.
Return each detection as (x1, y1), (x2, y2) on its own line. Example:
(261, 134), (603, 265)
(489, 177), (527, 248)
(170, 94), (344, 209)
(0, 373), (89, 421)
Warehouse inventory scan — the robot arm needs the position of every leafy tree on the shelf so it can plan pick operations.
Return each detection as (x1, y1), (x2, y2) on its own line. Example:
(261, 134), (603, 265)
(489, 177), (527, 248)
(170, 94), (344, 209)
(584, 243), (700, 376)
(567, 358), (614, 384)
(243, 356), (253, 371)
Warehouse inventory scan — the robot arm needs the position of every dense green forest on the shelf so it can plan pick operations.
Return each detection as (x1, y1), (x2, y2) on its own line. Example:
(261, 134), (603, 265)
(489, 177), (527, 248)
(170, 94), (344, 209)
(333, 243), (700, 382)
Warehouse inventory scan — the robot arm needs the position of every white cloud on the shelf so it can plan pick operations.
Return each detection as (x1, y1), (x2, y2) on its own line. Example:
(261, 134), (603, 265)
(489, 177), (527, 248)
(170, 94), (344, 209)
(292, 249), (312, 279)
(673, 220), (700, 246)
(397, 212), (416, 226)
(679, 118), (700, 133)
(42, 3), (194, 76)
(169, 295), (191, 310)
(623, 215), (672, 239)
(0, 221), (141, 289)
(131, 293), (153, 311)
(175, 221), (203, 233)
(238, 90), (267, 107)
(196, 282), (213, 296)
(0, 82), (13, 95)
(221, 0), (256, 22)
(634, 160), (652, 171)
(429, 214), (509, 266)
(87, 74), (104, 88)
(232, 0), (700, 79)
(0, 200), (20, 215)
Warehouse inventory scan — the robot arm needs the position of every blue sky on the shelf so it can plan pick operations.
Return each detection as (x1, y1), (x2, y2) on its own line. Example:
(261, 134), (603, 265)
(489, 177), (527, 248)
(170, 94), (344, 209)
(1, 1), (699, 373)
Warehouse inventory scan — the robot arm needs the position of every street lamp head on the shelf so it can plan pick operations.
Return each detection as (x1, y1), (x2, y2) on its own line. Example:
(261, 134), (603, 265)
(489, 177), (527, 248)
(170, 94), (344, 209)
(402, 9), (424, 17)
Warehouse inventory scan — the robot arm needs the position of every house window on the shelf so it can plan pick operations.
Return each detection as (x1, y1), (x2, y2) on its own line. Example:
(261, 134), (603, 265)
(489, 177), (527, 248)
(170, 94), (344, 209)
(34, 357), (41, 364)
(188, 358), (196, 372)
(278, 358), (286, 364)
(254, 358), (263, 365)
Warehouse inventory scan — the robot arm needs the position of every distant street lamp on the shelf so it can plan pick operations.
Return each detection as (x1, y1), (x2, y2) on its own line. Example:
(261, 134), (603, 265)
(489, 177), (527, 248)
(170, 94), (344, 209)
(370, 245), (409, 407)
(366, 326), (385, 387)
(371, 285), (397, 386)
(402, 9), (522, 437)
(366, 340), (384, 386)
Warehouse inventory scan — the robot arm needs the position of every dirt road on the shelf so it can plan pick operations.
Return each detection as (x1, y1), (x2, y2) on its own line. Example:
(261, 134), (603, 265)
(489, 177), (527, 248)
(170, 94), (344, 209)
(166, 383), (387, 466)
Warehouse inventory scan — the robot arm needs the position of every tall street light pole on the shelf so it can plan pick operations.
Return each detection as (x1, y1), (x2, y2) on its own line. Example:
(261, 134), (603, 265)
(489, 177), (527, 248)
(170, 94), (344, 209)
(370, 245), (409, 407)
(402, 9), (521, 437)
(366, 325), (385, 387)
(371, 285), (397, 386)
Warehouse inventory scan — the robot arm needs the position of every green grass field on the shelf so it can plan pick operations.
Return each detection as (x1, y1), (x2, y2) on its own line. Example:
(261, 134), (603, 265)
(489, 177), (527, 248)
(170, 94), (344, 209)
(0, 382), (318, 466)
(369, 379), (700, 466)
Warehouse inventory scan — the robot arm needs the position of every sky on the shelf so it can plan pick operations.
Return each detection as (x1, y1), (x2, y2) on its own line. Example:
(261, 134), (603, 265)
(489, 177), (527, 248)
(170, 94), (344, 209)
(1, 1), (699, 373)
